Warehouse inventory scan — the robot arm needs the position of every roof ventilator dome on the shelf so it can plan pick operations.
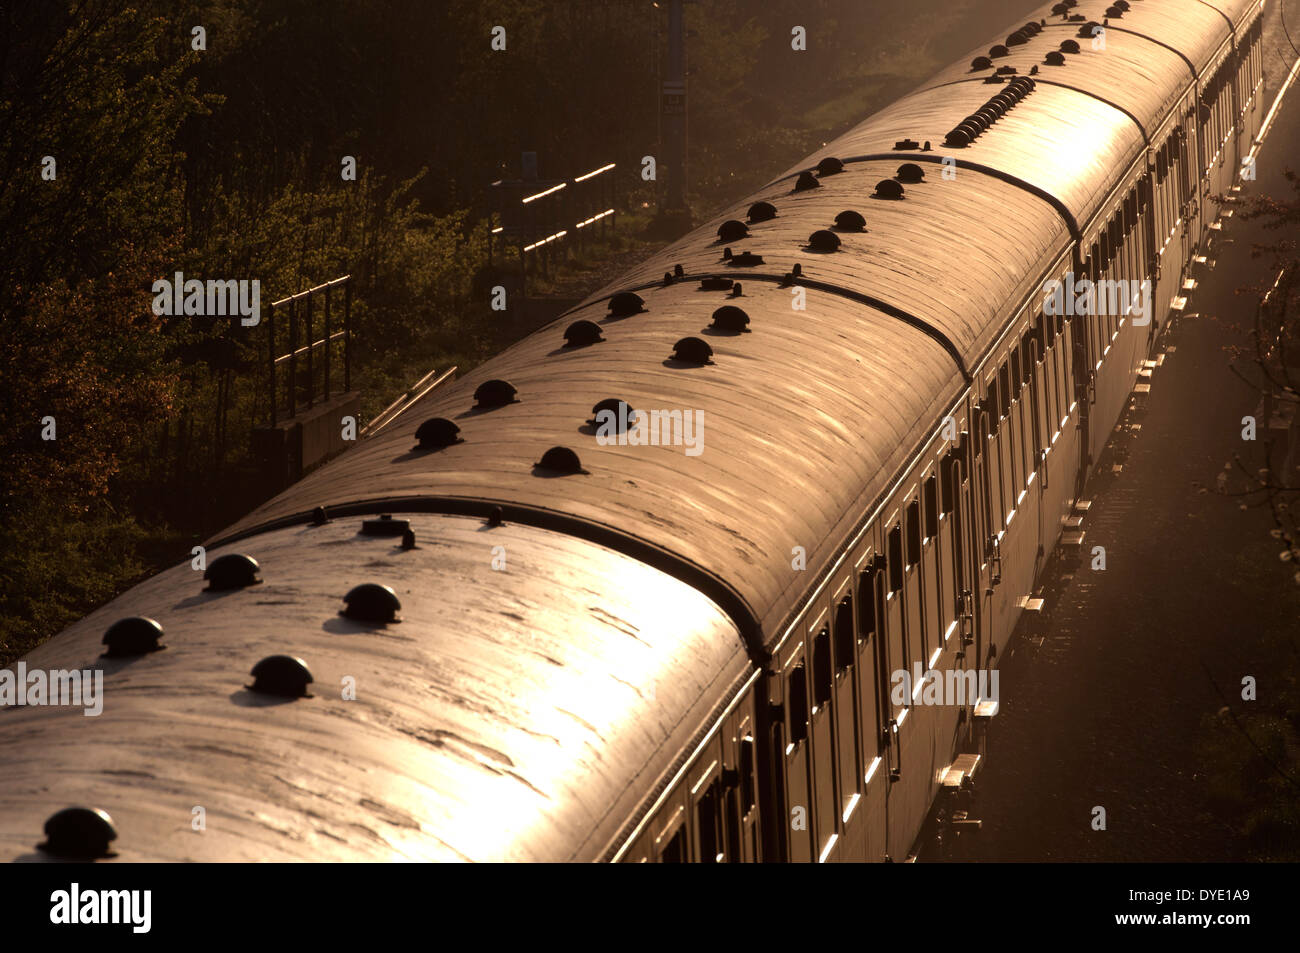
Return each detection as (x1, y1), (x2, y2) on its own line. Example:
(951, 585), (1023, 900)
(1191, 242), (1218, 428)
(102, 617), (165, 657)
(250, 655), (314, 697)
(794, 171), (820, 192)
(672, 337), (714, 364)
(415, 417), (462, 449)
(808, 229), (841, 251)
(205, 553), (261, 591)
(590, 398), (636, 432)
(816, 157), (844, 177)
(710, 305), (750, 332)
(563, 319), (604, 347)
(535, 446), (586, 474)
(341, 583), (402, 624)
(607, 291), (645, 318)
(474, 378), (518, 408)
(41, 807), (117, 859)
(835, 209), (867, 230)
(718, 219), (748, 242)
(747, 200), (777, 222)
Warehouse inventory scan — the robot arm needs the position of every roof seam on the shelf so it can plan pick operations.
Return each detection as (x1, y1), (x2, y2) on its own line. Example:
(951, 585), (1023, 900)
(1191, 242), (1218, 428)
(203, 496), (771, 668)
(576, 270), (972, 382)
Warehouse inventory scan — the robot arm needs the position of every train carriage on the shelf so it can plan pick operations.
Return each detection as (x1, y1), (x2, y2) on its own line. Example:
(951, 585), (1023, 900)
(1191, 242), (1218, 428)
(0, 0), (1267, 863)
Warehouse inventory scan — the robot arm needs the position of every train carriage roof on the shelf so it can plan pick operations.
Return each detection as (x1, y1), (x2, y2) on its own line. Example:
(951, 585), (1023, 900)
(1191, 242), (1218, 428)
(0, 515), (749, 862)
(219, 284), (964, 647)
(593, 157), (1067, 370)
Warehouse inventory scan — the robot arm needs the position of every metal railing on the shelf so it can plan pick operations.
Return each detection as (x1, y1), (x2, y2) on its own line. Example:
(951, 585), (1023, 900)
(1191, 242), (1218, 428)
(268, 275), (352, 425)
(490, 162), (618, 292)
(360, 365), (459, 438)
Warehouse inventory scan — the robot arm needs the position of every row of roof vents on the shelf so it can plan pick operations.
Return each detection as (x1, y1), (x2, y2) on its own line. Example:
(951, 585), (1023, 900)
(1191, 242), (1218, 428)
(410, 157), (932, 473)
(944, 76), (1036, 147)
(45, 504), (534, 857)
(43, 598), (378, 856)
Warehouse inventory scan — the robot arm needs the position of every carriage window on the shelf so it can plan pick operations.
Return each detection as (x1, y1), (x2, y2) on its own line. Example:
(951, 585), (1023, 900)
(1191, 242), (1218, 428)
(789, 663), (809, 744)
(888, 526), (904, 591)
(834, 595), (854, 672)
(739, 735), (756, 814)
(998, 363), (1011, 416)
(858, 566), (877, 636)
(924, 475), (939, 536)
(660, 825), (687, 862)
(813, 624), (833, 707)
(940, 452), (957, 513)
(696, 780), (721, 863)
(906, 500), (921, 565)
(984, 392), (1000, 436)
(1010, 349), (1022, 397)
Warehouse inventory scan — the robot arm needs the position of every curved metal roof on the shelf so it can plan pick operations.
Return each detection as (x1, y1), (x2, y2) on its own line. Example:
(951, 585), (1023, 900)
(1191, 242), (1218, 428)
(219, 282), (964, 644)
(593, 157), (1067, 369)
(778, 82), (1145, 232)
(924, 25), (1194, 136)
(0, 515), (748, 862)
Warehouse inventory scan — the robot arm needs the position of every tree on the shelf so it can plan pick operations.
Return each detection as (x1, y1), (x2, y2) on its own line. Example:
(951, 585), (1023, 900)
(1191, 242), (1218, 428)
(1224, 170), (1300, 585)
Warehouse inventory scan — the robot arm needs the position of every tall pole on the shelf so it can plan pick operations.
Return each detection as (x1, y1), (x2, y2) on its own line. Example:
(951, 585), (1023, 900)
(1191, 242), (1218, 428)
(665, 0), (687, 211)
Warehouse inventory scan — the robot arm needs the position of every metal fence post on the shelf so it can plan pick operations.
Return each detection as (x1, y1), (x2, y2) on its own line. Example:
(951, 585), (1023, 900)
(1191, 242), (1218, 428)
(269, 301), (277, 426)
(323, 286), (331, 402)
(288, 300), (298, 419)
(305, 294), (315, 410)
(344, 277), (352, 392)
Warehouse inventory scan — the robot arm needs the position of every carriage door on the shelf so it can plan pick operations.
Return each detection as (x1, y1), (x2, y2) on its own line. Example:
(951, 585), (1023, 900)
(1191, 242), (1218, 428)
(779, 640), (814, 862)
(942, 445), (973, 674)
(969, 399), (997, 671)
(808, 611), (841, 861)
(1177, 117), (1196, 266)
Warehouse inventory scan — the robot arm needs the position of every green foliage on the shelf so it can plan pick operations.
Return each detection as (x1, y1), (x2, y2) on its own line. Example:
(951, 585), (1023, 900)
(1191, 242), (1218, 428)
(0, 501), (151, 664)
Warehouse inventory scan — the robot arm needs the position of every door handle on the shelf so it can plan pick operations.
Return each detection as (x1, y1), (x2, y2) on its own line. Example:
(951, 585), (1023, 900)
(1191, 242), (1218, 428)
(989, 534), (1003, 587)
(885, 718), (902, 782)
(959, 588), (974, 646)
